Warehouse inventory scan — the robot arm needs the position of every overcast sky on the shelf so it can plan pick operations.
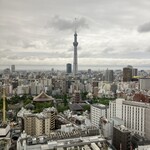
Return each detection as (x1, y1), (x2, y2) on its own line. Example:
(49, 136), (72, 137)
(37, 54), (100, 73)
(1, 0), (150, 70)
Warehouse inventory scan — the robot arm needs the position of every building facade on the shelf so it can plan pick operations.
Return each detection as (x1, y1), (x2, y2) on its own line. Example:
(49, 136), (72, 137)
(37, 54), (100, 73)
(109, 99), (150, 138)
(24, 107), (57, 136)
(139, 78), (150, 90)
(11, 65), (15, 73)
(66, 63), (72, 74)
(113, 125), (131, 150)
(123, 67), (132, 82)
(91, 104), (108, 128)
(105, 69), (114, 82)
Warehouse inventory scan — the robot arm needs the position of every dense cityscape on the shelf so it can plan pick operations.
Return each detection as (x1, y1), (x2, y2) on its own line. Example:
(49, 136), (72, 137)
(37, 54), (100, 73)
(1, 30), (150, 150)
(1, 0), (150, 150)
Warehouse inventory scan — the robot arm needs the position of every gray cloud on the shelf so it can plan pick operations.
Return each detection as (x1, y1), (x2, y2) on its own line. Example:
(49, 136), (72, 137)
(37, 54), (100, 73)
(68, 46), (82, 52)
(138, 22), (150, 33)
(23, 42), (37, 49)
(0, 49), (13, 58)
(1, 0), (150, 68)
(49, 16), (89, 31)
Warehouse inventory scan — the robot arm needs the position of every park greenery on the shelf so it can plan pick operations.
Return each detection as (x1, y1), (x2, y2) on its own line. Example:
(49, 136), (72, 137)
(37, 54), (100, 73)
(57, 105), (69, 113)
(81, 92), (88, 100)
(34, 102), (53, 113)
(7, 94), (33, 105)
(1, 91), (115, 116)
(92, 97), (115, 105)
(54, 94), (70, 113)
(82, 104), (90, 112)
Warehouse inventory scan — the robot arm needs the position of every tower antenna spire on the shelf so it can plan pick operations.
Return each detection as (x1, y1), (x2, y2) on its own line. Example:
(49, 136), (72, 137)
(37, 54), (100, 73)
(74, 18), (77, 33)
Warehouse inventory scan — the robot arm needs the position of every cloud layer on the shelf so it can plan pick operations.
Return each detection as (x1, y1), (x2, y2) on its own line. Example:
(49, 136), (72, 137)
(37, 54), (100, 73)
(49, 16), (89, 31)
(138, 22), (150, 33)
(1, 0), (150, 70)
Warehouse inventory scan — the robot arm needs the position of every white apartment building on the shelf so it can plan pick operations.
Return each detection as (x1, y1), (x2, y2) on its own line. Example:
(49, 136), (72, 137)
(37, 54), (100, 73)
(30, 83), (37, 95)
(91, 104), (108, 128)
(17, 85), (24, 95)
(109, 98), (124, 119)
(122, 101), (145, 136)
(109, 98), (150, 138)
(17, 85), (30, 95)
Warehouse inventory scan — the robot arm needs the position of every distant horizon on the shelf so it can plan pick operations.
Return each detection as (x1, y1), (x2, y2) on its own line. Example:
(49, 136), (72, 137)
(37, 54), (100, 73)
(1, 65), (150, 71)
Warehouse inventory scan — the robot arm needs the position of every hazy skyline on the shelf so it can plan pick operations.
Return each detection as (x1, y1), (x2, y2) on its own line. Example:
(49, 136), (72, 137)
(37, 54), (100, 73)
(1, 0), (150, 69)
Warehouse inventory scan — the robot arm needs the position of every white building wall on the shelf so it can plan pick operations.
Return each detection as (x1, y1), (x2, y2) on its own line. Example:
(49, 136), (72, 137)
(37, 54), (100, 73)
(30, 84), (37, 95)
(17, 86), (24, 95)
(140, 78), (150, 90)
(109, 99), (148, 137)
(37, 84), (42, 94)
(145, 107), (150, 140)
(23, 86), (30, 95)
(108, 101), (116, 119)
(91, 104), (108, 128)
(116, 98), (124, 119)
(123, 105), (145, 136)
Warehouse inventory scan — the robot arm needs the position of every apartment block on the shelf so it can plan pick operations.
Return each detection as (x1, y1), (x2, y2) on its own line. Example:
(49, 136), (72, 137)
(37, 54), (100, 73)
(91, 104), (108, 128)
(24, 107), (57, 136)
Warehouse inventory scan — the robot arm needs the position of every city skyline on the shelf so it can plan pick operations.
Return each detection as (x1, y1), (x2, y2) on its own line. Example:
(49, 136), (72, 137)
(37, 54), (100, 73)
(1, 0), (150, 68)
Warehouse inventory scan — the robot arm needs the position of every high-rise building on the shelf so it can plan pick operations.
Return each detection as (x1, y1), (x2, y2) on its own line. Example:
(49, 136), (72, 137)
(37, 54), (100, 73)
(88, 69), (92, 74)
(11, 65), (15, 72)
(66, 63), (72, 74)
(132, 68), (138, 76)
(73, 29), (78, 76)
(123, 67), (132, 82)
(112, 125), (131, 150)
(105, 69), (114, 82)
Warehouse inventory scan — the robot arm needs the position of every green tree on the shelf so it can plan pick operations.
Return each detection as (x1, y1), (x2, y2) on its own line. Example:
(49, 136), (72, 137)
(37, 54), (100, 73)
(82, 104), (90, 112)
(63, 94), (68, 106)
(57, 105), (69, 113)
(23, 99), (32, 106)
(34, 102), (52, 113)
(81, 92), (88, 100)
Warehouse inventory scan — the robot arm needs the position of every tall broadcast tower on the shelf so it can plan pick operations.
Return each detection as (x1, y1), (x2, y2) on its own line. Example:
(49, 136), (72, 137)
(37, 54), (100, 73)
(73, 18), (78, 76)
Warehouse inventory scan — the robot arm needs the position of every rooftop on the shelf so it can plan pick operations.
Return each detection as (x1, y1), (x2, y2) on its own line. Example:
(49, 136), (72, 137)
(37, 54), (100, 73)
(33, 91), (54, 102)
(114, 125), (130, 133)
(18, 134), (111, 150)
(69, 103), (83, 111)
(92, 104), (108, 109)
(123, 100), (150, 108)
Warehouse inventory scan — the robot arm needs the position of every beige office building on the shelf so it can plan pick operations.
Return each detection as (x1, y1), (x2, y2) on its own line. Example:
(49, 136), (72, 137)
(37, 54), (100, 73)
(24, 107), (57, 136)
